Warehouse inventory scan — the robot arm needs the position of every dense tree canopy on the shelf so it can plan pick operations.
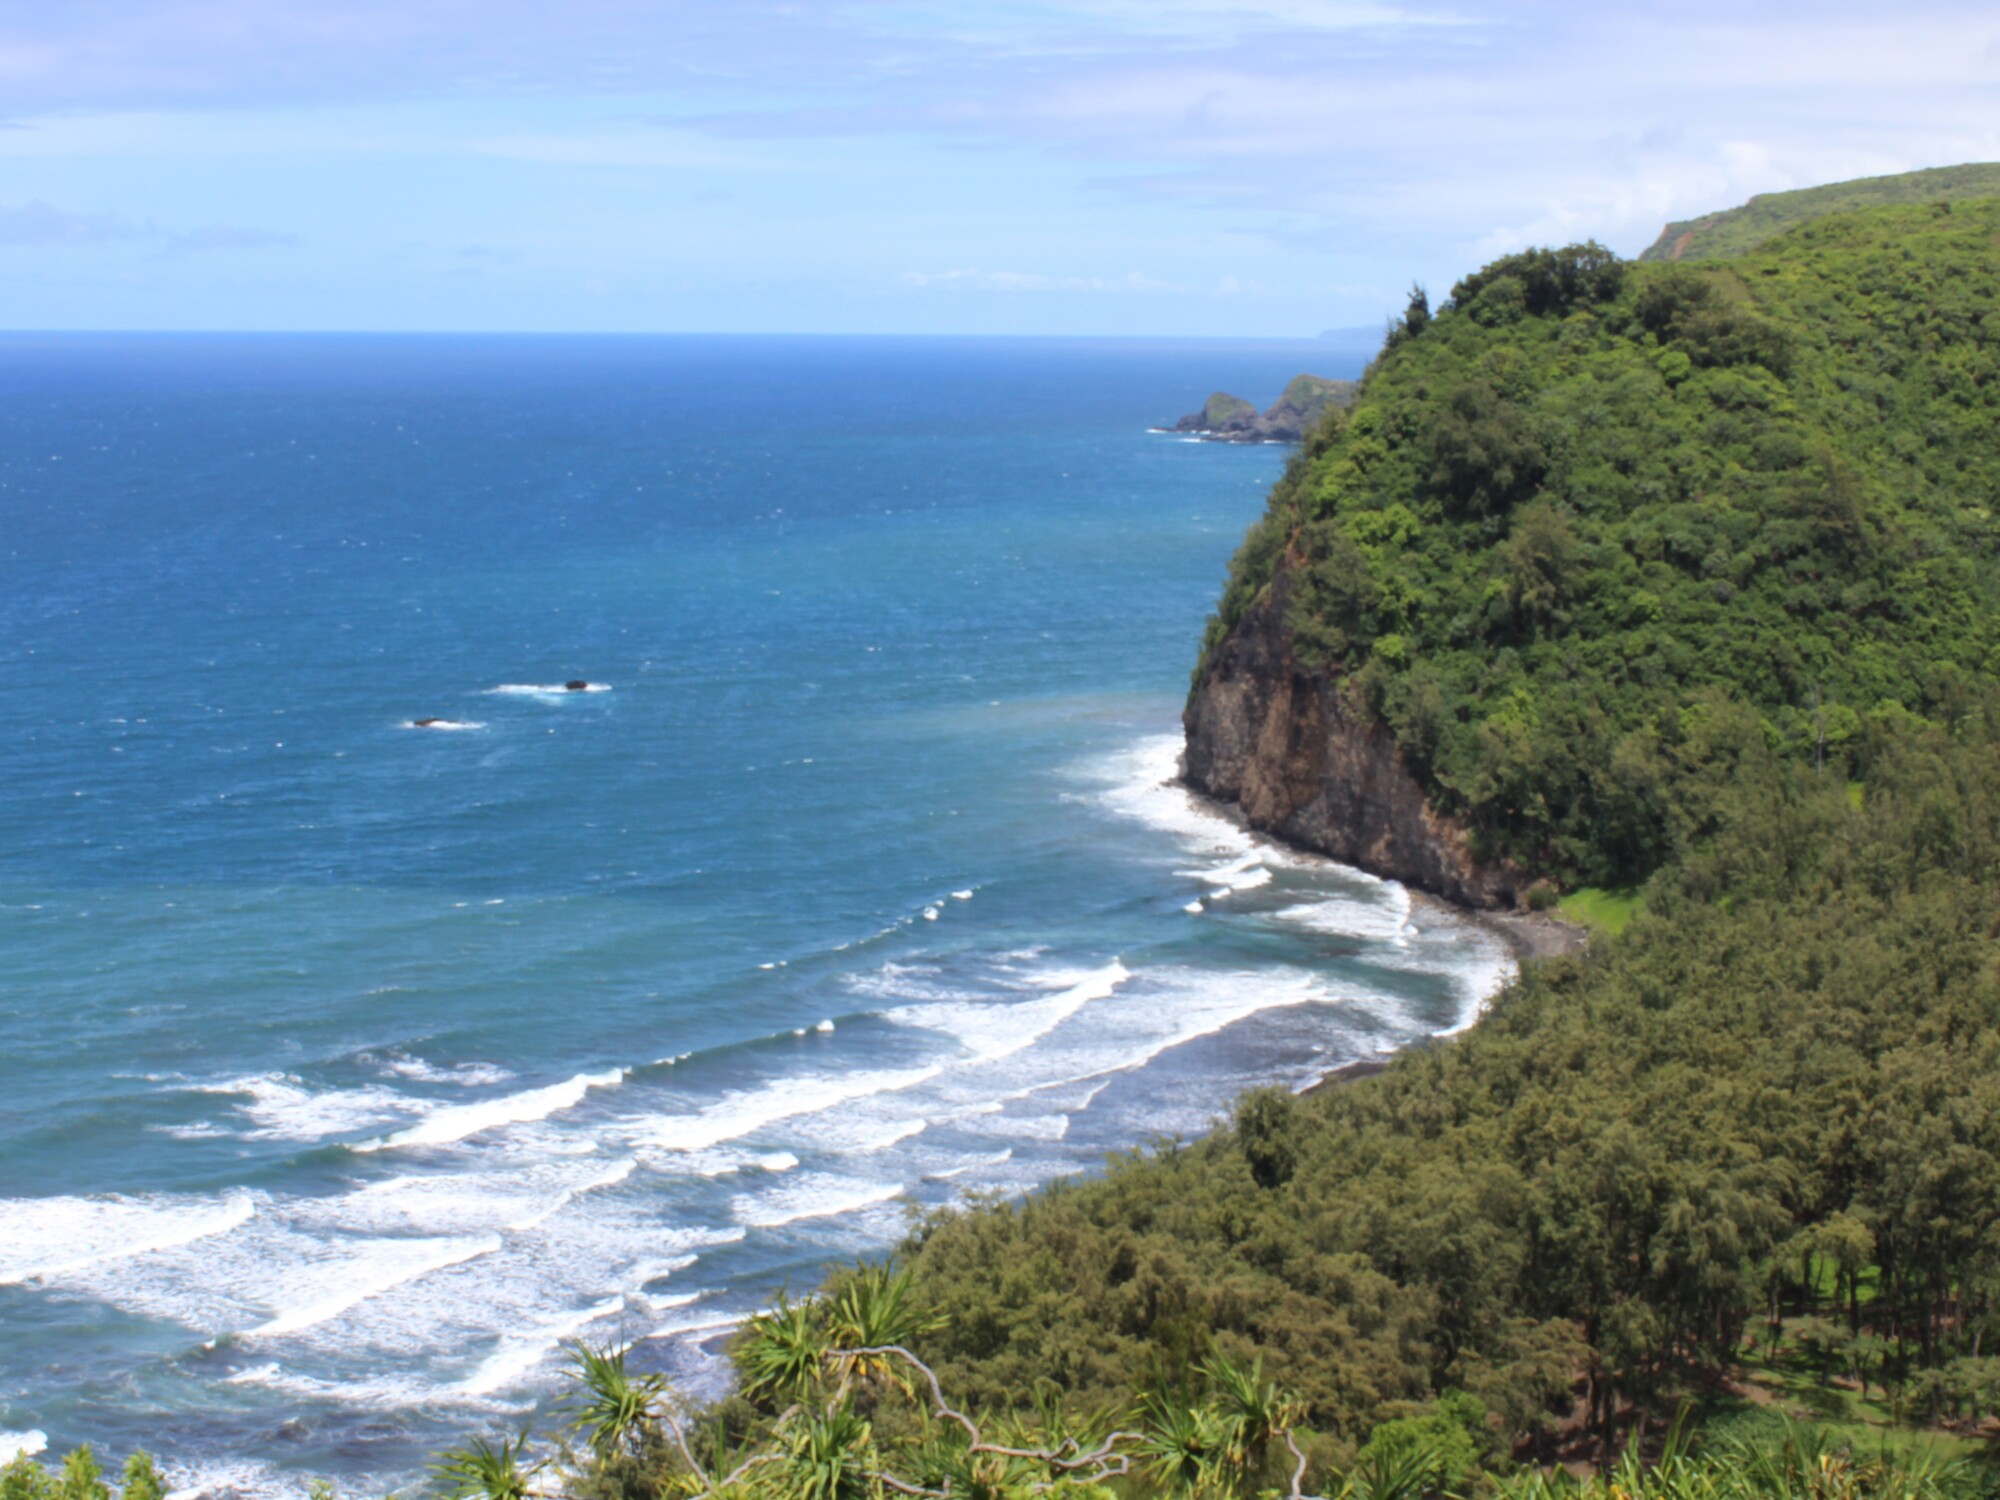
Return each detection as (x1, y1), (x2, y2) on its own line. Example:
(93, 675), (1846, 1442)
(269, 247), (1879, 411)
(1202, 202), (2000, 887)
(897, 705), (2000, 1469)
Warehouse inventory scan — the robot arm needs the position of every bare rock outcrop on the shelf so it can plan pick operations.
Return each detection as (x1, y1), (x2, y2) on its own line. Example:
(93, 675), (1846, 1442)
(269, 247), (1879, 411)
(1182, 578), (1529, 910)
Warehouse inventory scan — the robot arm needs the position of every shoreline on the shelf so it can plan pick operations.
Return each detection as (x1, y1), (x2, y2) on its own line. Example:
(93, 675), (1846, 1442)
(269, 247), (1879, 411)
(1168, 770), (1591, 964)
(1410, 888), (1591, 963)
(1167, 771), (1589, 1098)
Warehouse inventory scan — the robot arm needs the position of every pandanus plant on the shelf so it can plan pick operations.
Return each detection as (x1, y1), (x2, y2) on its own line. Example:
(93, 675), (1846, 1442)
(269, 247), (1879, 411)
(564, 1341), (667, 1462)
(429, 1432), (541, 1500)
(825, 1265), (946, 1396)
(737, 1291), (833, 1408)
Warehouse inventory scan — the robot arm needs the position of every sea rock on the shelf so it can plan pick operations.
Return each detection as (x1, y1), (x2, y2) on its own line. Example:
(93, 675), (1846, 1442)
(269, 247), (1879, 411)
(1181, 575), (1528, 909)
(1173, 392), (1256, 433)
(565, 680), (589, 691)
(1168, 375), (1358, 443)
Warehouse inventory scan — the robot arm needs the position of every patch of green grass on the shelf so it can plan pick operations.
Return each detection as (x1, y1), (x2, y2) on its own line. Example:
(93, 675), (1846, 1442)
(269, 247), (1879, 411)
(1640, 162), (2000, 261)
(1558, 886), (1644, 935)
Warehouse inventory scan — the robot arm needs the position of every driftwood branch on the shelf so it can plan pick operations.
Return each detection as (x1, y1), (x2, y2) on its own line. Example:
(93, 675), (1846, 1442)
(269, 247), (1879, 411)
(832, 1346), (1146, 1483)
(636, 1341), (1314, 1498)
(1286, 1428), (1333, 1500)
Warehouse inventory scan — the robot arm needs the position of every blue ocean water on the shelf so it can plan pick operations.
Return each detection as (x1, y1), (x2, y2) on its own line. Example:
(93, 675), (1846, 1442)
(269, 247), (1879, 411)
(0, 335), (1511, 1494)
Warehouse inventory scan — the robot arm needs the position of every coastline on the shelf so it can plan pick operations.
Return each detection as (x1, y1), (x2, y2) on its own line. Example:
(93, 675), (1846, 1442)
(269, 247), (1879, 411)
(1166, 770), (1589, 1098)
(1415, 889), (1591, 964)
(1168, 768), (1590, 964)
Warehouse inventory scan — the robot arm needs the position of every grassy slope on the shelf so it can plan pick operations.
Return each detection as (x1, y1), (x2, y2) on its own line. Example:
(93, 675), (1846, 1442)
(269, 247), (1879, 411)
(1640, 163), (2000, 262)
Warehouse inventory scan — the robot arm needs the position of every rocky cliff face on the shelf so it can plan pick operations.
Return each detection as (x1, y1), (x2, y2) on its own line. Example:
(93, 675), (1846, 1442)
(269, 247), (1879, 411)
(1182, 578), (1528, 910)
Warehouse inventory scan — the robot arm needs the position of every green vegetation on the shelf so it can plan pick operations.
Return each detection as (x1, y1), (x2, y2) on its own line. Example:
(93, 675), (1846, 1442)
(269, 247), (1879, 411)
(1640, 164), (2000, 262)
(889, 713), (2000, 1471)
(1553, 887), (1641, 935)
(1204, 200), (2000, 891)
(34, 184), (2000, 1500)
(1, 1448), (168, 1500)
(1201, 393), (1256, 427)
(1269, 376), (1355, 424)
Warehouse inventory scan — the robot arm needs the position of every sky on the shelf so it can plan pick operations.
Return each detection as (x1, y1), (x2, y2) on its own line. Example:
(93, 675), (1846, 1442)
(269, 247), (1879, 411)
(1, 1), (1997, 335)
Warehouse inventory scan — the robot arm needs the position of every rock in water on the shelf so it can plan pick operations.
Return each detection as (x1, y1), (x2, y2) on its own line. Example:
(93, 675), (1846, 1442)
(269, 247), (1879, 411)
(1171, 392), (1256, 434)
(1166, 376), (1357, 442)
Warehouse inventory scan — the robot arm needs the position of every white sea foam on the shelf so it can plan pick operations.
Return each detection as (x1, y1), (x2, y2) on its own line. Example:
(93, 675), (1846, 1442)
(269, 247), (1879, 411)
(343, 1158), (641, 1236)
(222, 1361), (459, 1416)
(1093, 734), (1255, 855)
(731, 1175), (905, 1229)
(360, 1068), (627, 1151)
(195, 1074), (422, 1142)
(0, 1192), (257, 1284)
(377, 1055), (515, 1087)
(250, 1233), (502, 1338)
(880, 961), (1130, 1062)
(1272, 885), (1413, 945)
(629, 1066), (941, 1155)
(159, 1454), (297, 1500)
(0, 1431), (48, 1463)
(647, 1308), (743, 1341)
(403, 719), (485, 731)
(1188, 852), (1273, 891)
(805, 1117), (929, 1153)
(923, 1150), (1012, 1181)
(977, 1111), (1071, 1142)
(506, 1158), (637, 1231)
(486, 682), (611, 696)
(458, 1294), (625, 1396)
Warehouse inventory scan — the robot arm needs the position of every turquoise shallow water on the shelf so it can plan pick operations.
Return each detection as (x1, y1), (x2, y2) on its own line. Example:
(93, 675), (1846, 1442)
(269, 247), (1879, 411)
(0, 334), (1511, 1494)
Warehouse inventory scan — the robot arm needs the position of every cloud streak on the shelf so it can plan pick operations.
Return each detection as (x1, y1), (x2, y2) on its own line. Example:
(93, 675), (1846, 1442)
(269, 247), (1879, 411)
(901, 267), (1183, 292)
(0, 1), (1994, 331)
(0, 199), (296, 253)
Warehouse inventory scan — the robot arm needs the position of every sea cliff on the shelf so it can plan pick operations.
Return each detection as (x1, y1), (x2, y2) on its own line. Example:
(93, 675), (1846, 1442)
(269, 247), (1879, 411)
(1182, 574), (1527, 909)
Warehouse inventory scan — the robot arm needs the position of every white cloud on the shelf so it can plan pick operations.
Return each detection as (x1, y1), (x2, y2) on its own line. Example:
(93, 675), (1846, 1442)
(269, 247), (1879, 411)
(901, 267), (1183, 292)
(0, 199), (295, 253)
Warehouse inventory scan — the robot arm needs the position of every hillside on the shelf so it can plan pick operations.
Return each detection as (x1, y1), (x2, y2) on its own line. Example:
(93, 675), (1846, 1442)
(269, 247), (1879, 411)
(1640, 163), (2000, 262)
(1187, 198), (2000, 899)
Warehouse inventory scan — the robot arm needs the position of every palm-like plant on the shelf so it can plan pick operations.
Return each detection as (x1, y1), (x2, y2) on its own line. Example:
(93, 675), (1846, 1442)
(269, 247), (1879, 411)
(1201, 1352), (1301, 1480)
(782, 1405), (878, 1500)
(1721, 1420), (1968, 1500)
(1139, 1392), (1230, 1496)
(430, 1433), (540, 1500)
(1334, 1437), (1461, 1500)
(738, 1292), (832, 1407)
(564, 1340), (666, 1461)
(825, 1265), (945, 1393)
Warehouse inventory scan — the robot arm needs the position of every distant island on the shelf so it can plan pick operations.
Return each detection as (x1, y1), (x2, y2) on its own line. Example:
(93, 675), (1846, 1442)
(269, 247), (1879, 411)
(1166, 372), (1358, 442)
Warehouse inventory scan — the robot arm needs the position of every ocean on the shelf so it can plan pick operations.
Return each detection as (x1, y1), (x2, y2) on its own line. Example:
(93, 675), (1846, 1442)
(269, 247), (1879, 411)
(0, 334), (1511, 1494)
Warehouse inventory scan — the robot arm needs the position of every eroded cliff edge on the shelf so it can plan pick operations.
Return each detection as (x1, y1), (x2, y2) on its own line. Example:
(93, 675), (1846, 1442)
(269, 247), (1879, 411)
(1182, 576), (1528, 910)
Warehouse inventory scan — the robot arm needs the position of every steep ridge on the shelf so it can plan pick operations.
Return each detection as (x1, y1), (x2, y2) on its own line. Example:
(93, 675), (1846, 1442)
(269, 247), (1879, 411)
(1639, 161), (2000, 262)
(1185, 190), (2000, 905)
